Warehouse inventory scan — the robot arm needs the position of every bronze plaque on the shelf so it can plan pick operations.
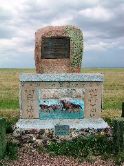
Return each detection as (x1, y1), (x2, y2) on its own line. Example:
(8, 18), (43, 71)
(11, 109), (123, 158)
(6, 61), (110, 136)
(55, 125), (69, 136)
(41, 37), (70, 59)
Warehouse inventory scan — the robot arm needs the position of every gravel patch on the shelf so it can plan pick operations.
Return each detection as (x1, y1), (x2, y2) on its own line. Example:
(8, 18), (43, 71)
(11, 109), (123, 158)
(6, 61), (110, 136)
(0, 146), (116, 166)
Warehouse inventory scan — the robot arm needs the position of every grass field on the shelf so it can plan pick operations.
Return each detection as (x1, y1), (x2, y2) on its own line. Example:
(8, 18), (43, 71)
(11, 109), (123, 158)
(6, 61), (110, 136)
(0, 68), (124, 118)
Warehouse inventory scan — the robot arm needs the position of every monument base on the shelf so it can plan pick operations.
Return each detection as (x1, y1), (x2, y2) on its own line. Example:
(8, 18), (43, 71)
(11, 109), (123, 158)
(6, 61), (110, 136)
(17, 73), (108, 139)
(14, 118), (109, 142)
(19, 73), (104, 119)
(16, 118), (108, 130)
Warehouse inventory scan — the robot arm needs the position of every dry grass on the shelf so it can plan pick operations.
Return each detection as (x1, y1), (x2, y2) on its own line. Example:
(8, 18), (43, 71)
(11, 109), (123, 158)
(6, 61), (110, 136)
(101, 109), (122, 118)
(0, 69), (35, 109)
(82, 68), (124, 111)
(0, 109), (19, 121)
(0, 68), (124, 118)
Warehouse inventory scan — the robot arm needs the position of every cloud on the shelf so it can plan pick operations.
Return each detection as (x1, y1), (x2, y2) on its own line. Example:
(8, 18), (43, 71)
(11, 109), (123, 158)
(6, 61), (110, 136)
(51, 16), (74, 26)
(0, 0), (124, 68)
(79, 6), (114, 21)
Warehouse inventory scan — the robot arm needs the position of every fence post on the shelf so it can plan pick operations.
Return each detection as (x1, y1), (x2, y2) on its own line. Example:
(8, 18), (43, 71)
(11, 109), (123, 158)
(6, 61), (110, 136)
(0, 118), (6, 159)
(112, 118), (124, 153)
(121, 102), (124, 117)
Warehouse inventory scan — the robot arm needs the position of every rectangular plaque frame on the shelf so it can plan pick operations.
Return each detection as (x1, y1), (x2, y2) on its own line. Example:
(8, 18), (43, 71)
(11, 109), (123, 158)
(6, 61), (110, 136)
(37, 88), (85, 120)
(41, 37), (70, 59)
(55, 125), (70, 136)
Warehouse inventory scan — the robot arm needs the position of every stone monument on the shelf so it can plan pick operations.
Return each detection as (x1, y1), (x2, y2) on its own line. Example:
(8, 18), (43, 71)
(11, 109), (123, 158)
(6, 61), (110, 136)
(16, 25), (108, 138)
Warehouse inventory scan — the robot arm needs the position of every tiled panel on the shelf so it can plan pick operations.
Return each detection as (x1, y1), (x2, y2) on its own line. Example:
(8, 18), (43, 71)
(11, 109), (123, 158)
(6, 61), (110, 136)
(20, 79), (103, 119)
(37, 88), (84, 119)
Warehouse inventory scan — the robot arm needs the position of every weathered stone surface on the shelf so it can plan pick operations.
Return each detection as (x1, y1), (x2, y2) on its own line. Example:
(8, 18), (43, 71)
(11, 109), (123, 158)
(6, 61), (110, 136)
(17, 24), (106, 136)
(16, 118), (108, 130)
(20, 73), (104, 82)
(35, 25), (83, 73)
(19, 74), (103, 119)
(14, 120), (110, 144)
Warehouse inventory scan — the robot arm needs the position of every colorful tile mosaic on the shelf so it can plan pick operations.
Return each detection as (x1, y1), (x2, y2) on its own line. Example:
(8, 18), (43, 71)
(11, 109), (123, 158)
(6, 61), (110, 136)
(37, 88), (84, 119)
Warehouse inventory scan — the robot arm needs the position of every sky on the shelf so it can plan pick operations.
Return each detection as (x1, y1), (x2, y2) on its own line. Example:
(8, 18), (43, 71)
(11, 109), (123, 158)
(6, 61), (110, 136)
(0, 0), (124, 68)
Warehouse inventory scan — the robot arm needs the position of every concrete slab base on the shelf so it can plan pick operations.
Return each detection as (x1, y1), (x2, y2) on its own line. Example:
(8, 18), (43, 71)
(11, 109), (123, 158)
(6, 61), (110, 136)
(16, 118), (109, 130)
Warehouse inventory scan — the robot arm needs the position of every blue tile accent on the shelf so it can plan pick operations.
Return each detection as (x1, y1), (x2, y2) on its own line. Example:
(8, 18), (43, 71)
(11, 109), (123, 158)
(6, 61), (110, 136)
(39, 98), (84, 119)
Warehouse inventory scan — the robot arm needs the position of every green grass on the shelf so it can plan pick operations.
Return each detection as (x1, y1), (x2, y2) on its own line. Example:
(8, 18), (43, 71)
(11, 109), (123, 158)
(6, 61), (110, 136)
(0, 68), (35, 109)
(83, 68), (124, 111)
(45, 135), (113, 159)
(0, 99), (19, 109)
(43, 117), (124, 165)
(0, 68), (124, 115)
(0, 68), (123, 164)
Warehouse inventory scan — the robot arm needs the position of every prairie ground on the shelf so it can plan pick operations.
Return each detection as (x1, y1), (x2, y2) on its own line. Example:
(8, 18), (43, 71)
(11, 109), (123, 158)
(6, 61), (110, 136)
(0, 68), (123, 118)
(0, 68), (124, 166)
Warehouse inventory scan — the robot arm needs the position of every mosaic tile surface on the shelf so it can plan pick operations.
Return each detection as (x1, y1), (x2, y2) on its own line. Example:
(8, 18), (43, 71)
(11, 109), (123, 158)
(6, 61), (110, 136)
(37, 88), (84, 119)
